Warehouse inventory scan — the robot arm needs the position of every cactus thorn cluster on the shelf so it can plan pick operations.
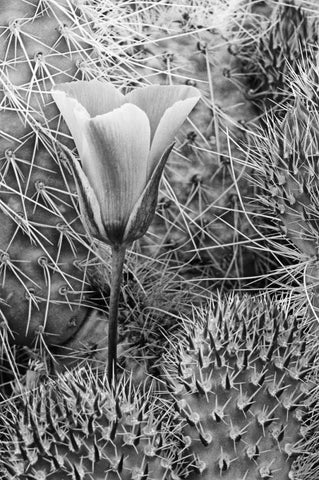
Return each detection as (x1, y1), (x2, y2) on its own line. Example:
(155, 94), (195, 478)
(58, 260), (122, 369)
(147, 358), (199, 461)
(0, 367), (194, 480)
(231, 0), (319, 115)
(161, 293), (318, 480)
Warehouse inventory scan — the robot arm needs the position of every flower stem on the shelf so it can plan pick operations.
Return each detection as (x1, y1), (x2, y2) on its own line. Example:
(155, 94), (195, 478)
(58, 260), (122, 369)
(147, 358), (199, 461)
(108, 244), (126, 385)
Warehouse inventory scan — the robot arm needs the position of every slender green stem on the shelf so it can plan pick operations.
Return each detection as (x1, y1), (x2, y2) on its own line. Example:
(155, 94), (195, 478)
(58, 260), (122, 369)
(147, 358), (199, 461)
(108, 244), (127, 384)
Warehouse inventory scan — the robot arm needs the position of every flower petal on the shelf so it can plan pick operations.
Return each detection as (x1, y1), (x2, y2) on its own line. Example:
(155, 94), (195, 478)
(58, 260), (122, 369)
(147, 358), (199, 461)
(125, 84), (200, 143)
(123, 142), (175, 244)
(61, 148), (109, 241)
(51, 89), (90, 158)
(86, 103), (151, 244)
(52, 80), (125, 117)
(148, 94), (200, 173)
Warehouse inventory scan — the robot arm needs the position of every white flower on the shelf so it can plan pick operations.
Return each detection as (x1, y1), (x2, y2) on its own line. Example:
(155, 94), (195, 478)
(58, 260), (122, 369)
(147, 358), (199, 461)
(52, 80), (200, 246)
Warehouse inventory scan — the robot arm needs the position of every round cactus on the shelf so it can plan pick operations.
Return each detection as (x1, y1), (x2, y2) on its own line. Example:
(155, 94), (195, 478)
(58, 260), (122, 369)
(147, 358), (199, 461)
(161, 293), (318, 480)
(0, 365), (194, 480)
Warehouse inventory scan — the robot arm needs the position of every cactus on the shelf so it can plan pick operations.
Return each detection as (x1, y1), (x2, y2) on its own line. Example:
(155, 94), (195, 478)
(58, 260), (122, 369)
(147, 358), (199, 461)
(2, 293), (318, 479)
(161, 293), (318, 480)
(223, 0), (319, 295)
(234, 2), (319, 296)
(241, 88), (319, 320)
(0, 366), (194, 480)
(229, 0), (319, 116)
(0, 0), (108, 346)
(2, 1), (319, 479)
(2, 292), (318, 479)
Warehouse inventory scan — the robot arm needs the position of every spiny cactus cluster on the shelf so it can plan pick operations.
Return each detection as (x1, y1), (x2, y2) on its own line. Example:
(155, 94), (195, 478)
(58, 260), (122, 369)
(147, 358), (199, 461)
(162, 293), (318, 480)
(0, 367), (193, 480)
(1, 1), (319, 480)
(245, 93), (319, 261)
(1, 294), (318, 479)
(233, 1), (319, 294)
(230, 0), (319, 115)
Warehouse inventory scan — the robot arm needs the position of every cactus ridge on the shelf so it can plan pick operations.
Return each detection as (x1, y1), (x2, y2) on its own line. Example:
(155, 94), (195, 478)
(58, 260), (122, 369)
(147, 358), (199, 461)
(0, 366), (195, 480)
(162, 293), (317, 480)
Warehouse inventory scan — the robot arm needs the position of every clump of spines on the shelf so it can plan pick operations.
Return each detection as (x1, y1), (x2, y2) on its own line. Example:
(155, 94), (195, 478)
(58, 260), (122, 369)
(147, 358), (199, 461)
(230, 0), (318, 115)
(224, 0), (319, 293)
(161, 293), (318, 479)
(0, 366), (193, 480)
(240, 57), (319, 300)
